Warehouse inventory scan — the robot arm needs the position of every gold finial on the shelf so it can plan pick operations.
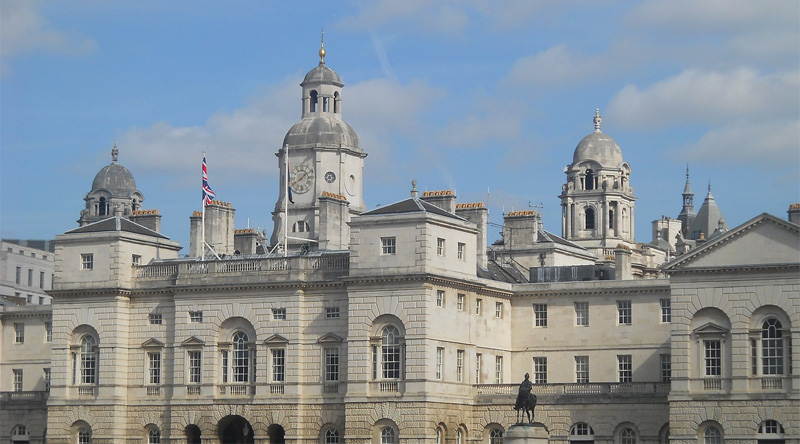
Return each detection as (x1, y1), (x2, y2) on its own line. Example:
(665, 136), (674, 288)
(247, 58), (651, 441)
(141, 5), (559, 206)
(319, 28), (326, 64)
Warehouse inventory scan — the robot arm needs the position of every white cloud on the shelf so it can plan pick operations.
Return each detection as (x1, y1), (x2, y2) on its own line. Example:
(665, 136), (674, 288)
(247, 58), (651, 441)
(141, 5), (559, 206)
(337, 0), (469, 35)
(435, 95), (525, 149)
(677, 120), (800, 168)
(631, 0), (797, 34)
(506, 45), (608, 87)
(0, 1), (95, 67)
(607, 69), (799, 130)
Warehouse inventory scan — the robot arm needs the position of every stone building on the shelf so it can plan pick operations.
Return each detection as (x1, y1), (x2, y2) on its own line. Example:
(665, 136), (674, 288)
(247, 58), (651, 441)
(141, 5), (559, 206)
(1, 44), (798, 444)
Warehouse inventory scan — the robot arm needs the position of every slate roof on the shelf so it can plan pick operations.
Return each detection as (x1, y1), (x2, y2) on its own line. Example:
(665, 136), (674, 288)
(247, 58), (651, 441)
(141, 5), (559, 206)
(65, 216), (169, 239)
(362, 198), (466, 221)
(478, 259), (529, 283)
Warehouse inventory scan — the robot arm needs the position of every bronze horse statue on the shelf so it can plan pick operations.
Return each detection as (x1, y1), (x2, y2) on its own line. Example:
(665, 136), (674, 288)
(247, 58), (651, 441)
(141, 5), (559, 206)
(514, 373), (537, 424)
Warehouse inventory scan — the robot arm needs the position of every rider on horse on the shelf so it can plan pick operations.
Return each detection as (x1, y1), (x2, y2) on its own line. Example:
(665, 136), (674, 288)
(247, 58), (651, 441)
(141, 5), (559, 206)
(514, 373), (537, 424)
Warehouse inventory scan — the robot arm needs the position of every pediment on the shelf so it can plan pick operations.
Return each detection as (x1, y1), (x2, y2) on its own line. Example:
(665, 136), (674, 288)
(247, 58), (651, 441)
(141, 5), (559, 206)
(665, 214), (800, 271)
(264, 334), (289, 345)
(318, 333), (343, 344)
(693, 322), (729, 335)
(181, 336), (205, 346)
(141, 338), (165, 348)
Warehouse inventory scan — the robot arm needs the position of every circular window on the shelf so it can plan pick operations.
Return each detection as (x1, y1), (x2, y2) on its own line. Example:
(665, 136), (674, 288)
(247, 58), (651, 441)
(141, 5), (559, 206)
(325, 171), (336, 183)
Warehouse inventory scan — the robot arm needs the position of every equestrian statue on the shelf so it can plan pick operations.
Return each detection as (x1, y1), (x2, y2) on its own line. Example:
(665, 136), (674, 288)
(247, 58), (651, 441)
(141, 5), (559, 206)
(514, 373), (537, 424)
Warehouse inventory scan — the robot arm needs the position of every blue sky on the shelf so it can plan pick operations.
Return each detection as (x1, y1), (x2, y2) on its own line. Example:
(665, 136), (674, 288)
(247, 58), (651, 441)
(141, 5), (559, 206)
(2, 1), (798, 250)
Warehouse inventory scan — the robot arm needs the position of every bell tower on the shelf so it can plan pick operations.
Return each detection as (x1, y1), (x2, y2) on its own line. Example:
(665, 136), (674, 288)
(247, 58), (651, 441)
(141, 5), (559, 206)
(270, 35), (367, 250)
(560, 109), (637, 255)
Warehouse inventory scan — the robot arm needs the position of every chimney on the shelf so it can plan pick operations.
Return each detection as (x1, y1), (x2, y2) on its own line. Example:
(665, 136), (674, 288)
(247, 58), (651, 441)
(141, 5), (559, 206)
(234, 229), (258, 255)
(189, 201), (236, 258)
(614, 245), (633, 280)
(502, 211), (539, 249)
(318, 192), (351, 250)
(420, 189), (457, 214)
(456, 202), (488, 268)
(130, 210), (162, 233)
(788, 203), (800, 225)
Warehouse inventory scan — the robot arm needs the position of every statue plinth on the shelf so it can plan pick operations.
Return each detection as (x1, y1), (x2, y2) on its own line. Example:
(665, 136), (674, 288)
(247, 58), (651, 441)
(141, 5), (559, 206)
(505, 424), (549, 444)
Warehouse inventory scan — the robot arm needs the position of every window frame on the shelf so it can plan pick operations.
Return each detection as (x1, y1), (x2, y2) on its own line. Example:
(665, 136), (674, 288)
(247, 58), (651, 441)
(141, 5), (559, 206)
(575, 356), (589, 384)
(575, 302), (589, 326)
(617, 300), (632, 325)
(618, 354), (632, 383)
(381, 237), (396, 255)
(533, 357), (547, 384)
(456, 349), (464, 382)
(324, 347), (340, 382)
(534, 303), (548, 327)
(436, 237), (445, 256)
(457, 242), (466, 260)
(660, 298), (671, 323)
(14, 323), (24, 343)
(81, 253), (94, 271)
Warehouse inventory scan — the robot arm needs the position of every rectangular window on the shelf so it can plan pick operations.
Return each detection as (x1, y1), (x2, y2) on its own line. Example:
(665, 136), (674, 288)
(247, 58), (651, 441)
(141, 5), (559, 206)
(475, 353), (482, 384)
(437, 238), (446, 256)
(221, 350), (228, 383)
(45, 322), (52, 342)
(436, 347), (444, 379)
(325, 348), (339, 382)
(272, 308), (287, 320)
(660, 299), (671, 323)
(325, 307), (340, 319)
(495, 356), (503, 383)
(38, 296), (44, 305)
(617, 300), (632, 325)
(148, 352), (161, 385)
(751, 338), (758, 375)
(618, 355), (632, 382)
(372, 345), (378, 379)
(456, 350), (464, 382)
(575, 356), (589, 383)
(457, 242), (466, 260)
(81, 254), (93, 271)
(14, 323), (24, 343)
(132, 254), (142, 266)
(39, 271), (45, 289)
(13, 369), (23, 391)
(533, 357), (547, 384)
(381, 237), (396, 255)
(27, 295), (32, 304)
(149, 313), (163, 325)
(189, 311), (203, 323)
(188, 351), (202, 384)
(704, 340), (721, 376)
(436, 290), (444, 307)
(44, 368), (51, 391)
(495, 302), (503, 318)
(457, 293), (465, 311)
(534, 304), (548, 327)
(28, 268), (33, 286)
(272, 349), (286, 382)
(15, 266), (21, 284)
(476, 298), (482, 315)
(660, 354), (671, 382)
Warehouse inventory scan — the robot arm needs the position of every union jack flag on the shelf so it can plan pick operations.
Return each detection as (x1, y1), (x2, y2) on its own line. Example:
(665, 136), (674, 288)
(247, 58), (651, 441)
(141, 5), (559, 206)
(202, 154), (216, 206)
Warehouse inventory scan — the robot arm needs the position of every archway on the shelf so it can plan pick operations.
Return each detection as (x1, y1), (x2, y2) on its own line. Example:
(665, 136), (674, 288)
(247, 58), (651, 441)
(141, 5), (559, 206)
(218, 415), (254, 444)
(185, 424), (202, 444)
(268, 424), (286, 444)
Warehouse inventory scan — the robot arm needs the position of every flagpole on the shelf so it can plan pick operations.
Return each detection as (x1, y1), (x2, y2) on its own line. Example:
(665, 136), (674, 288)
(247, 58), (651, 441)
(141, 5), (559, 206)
(284, 144), (289, 257)
(202, 151), (206, 261)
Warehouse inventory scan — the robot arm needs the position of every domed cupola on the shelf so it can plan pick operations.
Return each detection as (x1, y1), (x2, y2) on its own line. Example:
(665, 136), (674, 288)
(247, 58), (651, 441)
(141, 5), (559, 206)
(79, 144), (145, 226)
(572, 110), (624, 168)
(559, 109), (637, 253)
(270, 35), (367, 249)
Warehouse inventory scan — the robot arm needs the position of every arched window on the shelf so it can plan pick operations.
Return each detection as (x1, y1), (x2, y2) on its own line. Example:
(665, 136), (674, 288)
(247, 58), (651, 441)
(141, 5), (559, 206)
(310, 91), (318, 113)
(333, 92), (339, 113)
(758, 420), (785, 444)
(99, 197), (107, 216)
(381, 427), (396, 444)
(436, 428), (443, 444)
(620, 428), (636, 444)
(457, 429), (463, 444)
(148, 427), (161, 444)
(570, 423), (594, 443)
(381, 326), (401, 379)
(323, 97), (330, 112)
(585, 170), (595, 190)
(81, 335), (97, 384)
(232, 331), (250, 383)
(11, 424), (28, 442)
(325, 428), (339, 444)
(490, 429), (504, 444)
(585, 208), (595, 230)
(761, 319), (783, 375)
(78, 428), (91, 444)
(703, 426), (720, 444)
(292, 221), (310, 233)
(185, 424), (201, 444)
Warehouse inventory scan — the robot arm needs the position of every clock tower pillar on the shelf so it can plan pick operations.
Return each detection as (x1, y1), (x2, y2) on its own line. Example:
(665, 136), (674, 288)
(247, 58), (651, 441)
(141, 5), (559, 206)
(269, 38), (367, 250)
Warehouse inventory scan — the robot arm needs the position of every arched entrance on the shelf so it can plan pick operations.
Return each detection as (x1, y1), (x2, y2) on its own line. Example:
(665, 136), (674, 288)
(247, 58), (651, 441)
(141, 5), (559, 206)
(185, 424), (202, 444)
(268, 424), (286, 444)
(218, 415), (254, 444)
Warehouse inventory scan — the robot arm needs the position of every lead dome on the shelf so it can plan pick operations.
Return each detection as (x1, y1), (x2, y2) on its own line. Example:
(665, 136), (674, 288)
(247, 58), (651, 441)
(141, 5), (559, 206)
(283, 116), (360, 150)
(572, 109), (624, 168)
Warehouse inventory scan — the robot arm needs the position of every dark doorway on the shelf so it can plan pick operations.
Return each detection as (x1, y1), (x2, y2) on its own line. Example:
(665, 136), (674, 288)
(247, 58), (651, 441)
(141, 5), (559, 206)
(218, 415), (254, 444)
(186, 424), (201, 444)
(268, 424), (286, 444)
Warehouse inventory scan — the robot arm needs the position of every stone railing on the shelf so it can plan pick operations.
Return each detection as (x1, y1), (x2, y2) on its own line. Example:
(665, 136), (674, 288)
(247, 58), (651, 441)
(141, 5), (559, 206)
(0, 391), (49, 403)
(475, 382), (669, 398)
(218, 384), (255, 396)
(134, 253), (350, 281)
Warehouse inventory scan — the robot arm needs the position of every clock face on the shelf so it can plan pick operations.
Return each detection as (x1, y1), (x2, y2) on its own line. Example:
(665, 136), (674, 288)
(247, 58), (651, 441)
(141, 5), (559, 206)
(324, 171), (336, 183)
(290, 164), (314, 193)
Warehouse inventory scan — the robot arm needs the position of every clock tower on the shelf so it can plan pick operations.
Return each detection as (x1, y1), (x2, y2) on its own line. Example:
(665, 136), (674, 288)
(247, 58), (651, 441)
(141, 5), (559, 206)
(270, 37), (367, 249)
